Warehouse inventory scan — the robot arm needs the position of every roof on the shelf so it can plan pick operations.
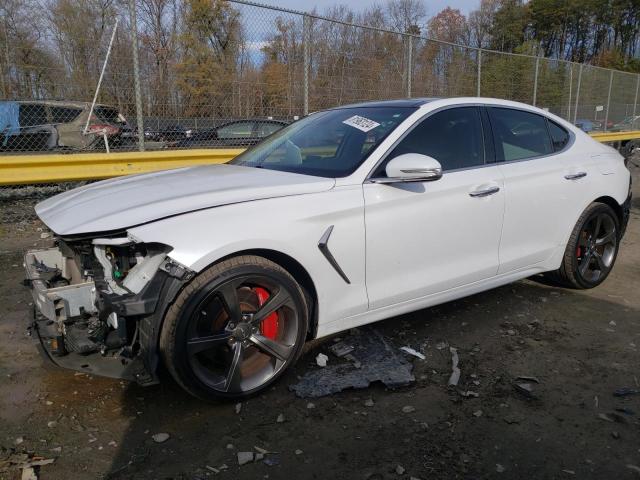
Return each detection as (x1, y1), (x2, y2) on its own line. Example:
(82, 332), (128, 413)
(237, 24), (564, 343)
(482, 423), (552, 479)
(334, 98), (440, 109)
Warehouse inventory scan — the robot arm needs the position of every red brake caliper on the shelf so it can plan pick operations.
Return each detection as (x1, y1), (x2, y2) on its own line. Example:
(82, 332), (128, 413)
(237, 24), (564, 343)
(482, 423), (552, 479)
(254, 287), (279, 340)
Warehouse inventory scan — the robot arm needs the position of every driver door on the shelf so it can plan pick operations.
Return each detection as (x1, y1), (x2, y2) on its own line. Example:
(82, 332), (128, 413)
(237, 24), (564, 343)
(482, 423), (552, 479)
(363, 106), (505, 309)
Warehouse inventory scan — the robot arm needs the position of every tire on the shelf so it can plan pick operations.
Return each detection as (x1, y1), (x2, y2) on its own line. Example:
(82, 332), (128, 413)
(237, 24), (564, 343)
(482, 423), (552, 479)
(551, 202), (620, 289)
(160, 255), (308, 401)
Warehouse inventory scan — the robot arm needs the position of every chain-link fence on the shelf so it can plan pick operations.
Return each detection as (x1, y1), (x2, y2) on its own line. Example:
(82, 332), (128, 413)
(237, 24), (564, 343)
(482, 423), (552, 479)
(1, 0), (640, 155)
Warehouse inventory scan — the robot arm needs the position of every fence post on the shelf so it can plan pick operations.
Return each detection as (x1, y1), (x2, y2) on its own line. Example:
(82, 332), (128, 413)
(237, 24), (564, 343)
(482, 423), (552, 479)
(303, 14), (310, 116)
(633, 74), (639, 121)
(129, 0), (145, 151)
(573, 63), (583, 123)
(532, 56), (540, 106)
(406, 35), (413, 98)
(476, 49), (482, 97)
(604, 69), (613, 132)
(567, 63), (573, 120)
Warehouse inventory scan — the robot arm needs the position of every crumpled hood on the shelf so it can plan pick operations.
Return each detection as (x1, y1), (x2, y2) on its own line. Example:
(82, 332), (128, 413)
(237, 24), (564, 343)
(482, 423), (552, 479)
(36, 164), (335, 235)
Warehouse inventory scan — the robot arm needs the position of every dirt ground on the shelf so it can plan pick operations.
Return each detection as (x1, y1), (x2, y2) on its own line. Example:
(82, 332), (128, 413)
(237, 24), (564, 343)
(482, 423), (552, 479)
(1, 160), (639, 480)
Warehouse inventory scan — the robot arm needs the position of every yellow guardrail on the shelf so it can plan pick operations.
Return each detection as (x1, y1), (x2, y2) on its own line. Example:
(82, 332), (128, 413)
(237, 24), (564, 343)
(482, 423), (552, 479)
(0, 148), (245, 186)
(0, 131), (639, 186)
(589, 130), (640, 143)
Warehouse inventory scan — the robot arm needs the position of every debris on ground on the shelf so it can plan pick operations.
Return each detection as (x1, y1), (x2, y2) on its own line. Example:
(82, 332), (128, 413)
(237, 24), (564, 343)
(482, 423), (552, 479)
(0, 447), (55, 478)
(613, 387), (640, 397)
(448, 347), (460, 386)
(597, 412), (627, 423)
(516, 375), (540, 384)
(152, 433), (170, 443)
(276, 413), (285, 423)
(290, 330), (414, 398)
(459, 390), (479, 398)
(627, 464), (640, 475)
(401, 405), (415, 413)
(235, 402), (242, 414)
(329, 341), (355, 357)
(400, 346), (426, 360)
(514, 382), (536, 399)
(237, 452), (255, 466)
(315, 353), (329, 367)
(364, 398), (375, 407)
(395, 465), (405, 475)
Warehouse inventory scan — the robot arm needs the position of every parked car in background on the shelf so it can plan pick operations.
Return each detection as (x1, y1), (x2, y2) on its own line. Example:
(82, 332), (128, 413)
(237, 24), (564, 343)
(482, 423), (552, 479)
(174, 119), (288, 148)
(0, 100), (133, 152)
(613, 115), (640, 131)
(575, 119), (595, 132)
(26, 97), (631, 400)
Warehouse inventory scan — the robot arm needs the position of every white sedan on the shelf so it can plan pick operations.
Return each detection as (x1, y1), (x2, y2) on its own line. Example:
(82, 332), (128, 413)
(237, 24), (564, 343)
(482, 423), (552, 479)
(25, 97), (632, 400)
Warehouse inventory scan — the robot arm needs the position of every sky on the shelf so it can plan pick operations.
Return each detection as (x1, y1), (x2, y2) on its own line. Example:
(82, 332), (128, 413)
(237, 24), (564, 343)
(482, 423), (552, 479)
(258, 0), (480, 16)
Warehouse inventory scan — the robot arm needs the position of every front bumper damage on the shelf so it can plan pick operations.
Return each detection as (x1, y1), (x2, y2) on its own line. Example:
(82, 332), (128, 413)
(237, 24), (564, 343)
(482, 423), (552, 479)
(24, 239), (193, 385)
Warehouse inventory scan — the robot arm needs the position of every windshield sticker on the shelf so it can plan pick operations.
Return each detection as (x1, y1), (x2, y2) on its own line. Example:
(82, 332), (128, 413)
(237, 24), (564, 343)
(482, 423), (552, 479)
(342, 115), (381, 132)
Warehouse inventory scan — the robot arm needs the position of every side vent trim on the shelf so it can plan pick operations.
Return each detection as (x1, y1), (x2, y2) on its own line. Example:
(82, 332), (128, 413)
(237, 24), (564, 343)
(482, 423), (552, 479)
(317, 225), (351, 284)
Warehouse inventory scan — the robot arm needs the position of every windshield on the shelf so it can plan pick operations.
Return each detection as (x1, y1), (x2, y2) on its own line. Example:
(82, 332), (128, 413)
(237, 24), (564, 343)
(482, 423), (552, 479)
(230, 106), (416, 178)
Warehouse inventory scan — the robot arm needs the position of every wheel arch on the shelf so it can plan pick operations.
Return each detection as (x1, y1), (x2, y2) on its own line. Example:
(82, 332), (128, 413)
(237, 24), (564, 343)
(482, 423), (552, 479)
(593, 195), (624, 227)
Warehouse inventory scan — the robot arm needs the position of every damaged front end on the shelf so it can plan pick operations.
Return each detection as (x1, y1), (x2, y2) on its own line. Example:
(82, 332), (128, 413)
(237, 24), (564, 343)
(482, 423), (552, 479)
(24, 235), (193, 384)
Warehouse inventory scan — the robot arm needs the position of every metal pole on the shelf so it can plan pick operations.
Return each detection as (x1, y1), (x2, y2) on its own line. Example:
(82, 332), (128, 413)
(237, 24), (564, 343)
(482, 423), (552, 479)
(407, 35), (413, 98)
(567, 64), (572, 120)
(573, 63), (583, 124)
(84, 18), (119, 135)
(476, 49), (482, 97)
(303, 14), (310, 116)
(532, 56), (540, 106)
(129, 0), (145, 151)
(632, 74), (639, 120)
(604, 69), (613, 132)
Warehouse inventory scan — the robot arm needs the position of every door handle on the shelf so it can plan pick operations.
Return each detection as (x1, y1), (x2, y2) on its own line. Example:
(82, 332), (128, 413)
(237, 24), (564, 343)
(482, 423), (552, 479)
(564, 172), (587, 180)
(469, 186), (500, 198)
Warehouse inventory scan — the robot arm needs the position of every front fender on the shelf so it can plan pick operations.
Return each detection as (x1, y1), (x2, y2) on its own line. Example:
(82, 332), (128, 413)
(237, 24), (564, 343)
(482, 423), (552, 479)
(127, 187), (368, 328)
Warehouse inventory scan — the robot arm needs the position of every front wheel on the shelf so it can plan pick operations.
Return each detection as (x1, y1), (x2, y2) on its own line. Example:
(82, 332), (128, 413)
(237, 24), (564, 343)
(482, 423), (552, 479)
(160, 255), (308, 400)
(552, 202), (620, 289)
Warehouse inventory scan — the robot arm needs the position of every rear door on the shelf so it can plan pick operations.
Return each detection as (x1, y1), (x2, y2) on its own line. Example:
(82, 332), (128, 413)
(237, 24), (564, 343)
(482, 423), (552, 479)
(490, 107), (589, 273)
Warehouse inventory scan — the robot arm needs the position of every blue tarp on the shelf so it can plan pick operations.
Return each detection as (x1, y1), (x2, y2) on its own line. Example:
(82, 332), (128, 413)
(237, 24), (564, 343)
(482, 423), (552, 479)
(0, 101), (20, 145)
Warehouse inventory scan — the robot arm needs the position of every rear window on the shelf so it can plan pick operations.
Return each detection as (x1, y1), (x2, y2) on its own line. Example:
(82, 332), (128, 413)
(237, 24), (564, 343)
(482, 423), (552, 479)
(547, 120), (570, 152)
(94, 107), (125, 125)
(488, 107), (552, 161)
(51, 107), (82, 124)
(19, 104), (48, 127)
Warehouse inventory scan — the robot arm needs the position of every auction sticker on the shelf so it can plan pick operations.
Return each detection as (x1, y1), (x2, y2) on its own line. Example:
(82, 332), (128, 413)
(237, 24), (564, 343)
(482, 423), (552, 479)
(342, 115), (380, 132)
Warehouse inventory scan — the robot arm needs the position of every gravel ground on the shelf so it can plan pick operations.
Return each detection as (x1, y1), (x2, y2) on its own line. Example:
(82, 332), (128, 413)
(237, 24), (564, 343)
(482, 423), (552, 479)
(0, 160), (639, 480)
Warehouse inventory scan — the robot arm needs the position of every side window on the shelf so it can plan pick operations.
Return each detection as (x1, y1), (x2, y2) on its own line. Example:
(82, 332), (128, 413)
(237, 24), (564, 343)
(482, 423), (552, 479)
(217, 121), (255, 139)
(547, 120), (570, 152)
(488, 108), (552, 161)
(384, 107), (485, 172)
(256, 122), (284, 137)
(51, 107), (82, 124)
(19, 104), (48, 127)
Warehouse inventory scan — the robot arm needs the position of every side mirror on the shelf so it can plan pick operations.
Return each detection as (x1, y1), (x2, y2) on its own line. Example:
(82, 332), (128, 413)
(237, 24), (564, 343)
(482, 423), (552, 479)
(379, 153), (443, 183)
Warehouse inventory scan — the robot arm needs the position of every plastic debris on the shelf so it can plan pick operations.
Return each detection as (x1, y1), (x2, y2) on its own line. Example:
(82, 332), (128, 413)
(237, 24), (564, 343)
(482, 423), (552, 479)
(276, 413), (285, 423)
(516, 376), (540, 384)
(402, 405), (415, 413)
(613, 387), (640, 397)
(237, 452), (254, 466)
(290, 329), (415, 398)
(514, 382), (536, 399)
(329, 342), (355, 357)
(396, 465), (405, 475)
(235, 402), (242, 414)
(152, 433), (170, 443)
(400, 346), (425, 360)
(448, 347), (460, 386)
(316, 353), (329, 367)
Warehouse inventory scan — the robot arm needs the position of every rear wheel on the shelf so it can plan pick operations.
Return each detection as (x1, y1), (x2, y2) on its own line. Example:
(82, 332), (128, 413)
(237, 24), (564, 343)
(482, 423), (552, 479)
(552, 202), (620, 289)
(160, 255), (308, 400)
